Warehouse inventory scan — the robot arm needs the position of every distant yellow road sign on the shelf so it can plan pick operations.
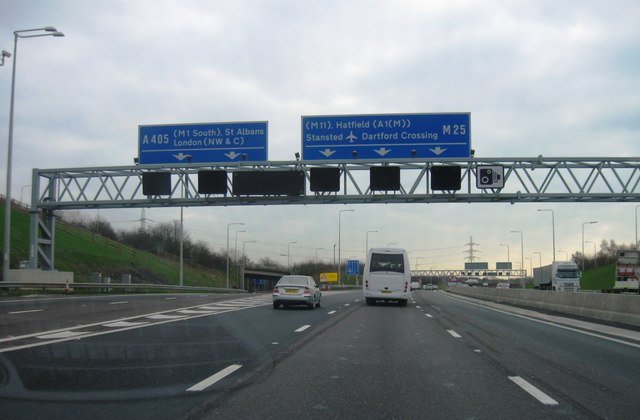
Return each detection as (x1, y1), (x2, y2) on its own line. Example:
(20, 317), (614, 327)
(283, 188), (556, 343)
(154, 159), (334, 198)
(320, 272), (338, 282)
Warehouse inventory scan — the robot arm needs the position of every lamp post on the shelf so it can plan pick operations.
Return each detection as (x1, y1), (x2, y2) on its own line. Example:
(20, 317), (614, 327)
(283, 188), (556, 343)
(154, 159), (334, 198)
(338, 209), (354, 285)
(510, 230), (524, 280)
(525, 257), (532, 280)
(234, 230), (245, 287)
(533, 252), (542, 267)
(226, 222), (244, 288)
(581, 221), (598, 271)
(585, 240), (597, 268)
(365, 230), (377, 260)
(636, 205), (640, 250)
(3, 27), (64, 282)
(241, 240), (256, 290)
(499, 243), (510, 262)
(537, 209), (555, 262)
(287, 241), (297, 274)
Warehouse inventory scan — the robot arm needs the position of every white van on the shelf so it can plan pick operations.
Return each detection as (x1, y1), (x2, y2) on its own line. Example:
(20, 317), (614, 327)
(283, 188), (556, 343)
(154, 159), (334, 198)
(363, 247), (411, 306)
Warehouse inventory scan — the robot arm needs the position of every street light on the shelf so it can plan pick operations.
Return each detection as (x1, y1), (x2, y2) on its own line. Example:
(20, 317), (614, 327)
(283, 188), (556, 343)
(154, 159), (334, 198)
(234, 230), (245, 286)
(636, 205), (640, 250)
(0, 50), (11, 66)
(499, 243), (510, 262)
(287, 241), (297, 274)
(338, 209), (354, 284)
(581, 221), (598, 271)
(537, 209), (555, 262)
(3, 26), (64, 282)
(241, 240), (256, 290)
(533, 251), (542, 267)
(365, 230), (377, 260)
(226, 222), (244, 288)
(585, 240), (597, 268)
(510, 230), (524, 279)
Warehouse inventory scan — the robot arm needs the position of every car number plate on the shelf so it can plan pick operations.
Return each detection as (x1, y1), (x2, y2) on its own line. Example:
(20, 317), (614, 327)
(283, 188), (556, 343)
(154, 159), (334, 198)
(285, 289), (298, 294)
(381, 290), (392, 294)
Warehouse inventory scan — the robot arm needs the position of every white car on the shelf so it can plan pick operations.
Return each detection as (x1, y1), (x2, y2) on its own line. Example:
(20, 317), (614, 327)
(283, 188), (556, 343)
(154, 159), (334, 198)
(410, 281), (421, 291)
(273, 275), (322, 309)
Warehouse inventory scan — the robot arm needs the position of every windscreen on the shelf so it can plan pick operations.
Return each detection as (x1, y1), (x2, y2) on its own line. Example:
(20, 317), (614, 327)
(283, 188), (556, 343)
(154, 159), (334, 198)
(556, 267), (579, 278)
(369, 253), (405, 273)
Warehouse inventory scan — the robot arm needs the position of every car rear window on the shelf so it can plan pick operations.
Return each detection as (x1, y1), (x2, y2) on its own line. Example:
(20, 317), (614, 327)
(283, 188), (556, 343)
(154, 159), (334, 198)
(278, 277), (309, 286)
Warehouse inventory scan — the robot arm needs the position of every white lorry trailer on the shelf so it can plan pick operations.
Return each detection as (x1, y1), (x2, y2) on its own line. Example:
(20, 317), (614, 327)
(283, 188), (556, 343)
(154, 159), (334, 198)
(533, 261), (581, 292)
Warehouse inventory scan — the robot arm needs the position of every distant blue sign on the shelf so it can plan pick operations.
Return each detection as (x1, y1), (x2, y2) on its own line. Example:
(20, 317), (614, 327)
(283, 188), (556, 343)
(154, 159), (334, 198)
(346, 260), (360, 275)
(301, 113), (470, 160)
(138, 121), (268, 164)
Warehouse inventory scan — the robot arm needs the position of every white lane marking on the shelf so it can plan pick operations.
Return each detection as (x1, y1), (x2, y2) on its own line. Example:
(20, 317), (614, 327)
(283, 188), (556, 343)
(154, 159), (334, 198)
(0, 297), (272, 353)
(425, 313), (433, 318)
(344, 303), (350, 307)
(295, 325), (311, 333)
(186, 364), (243, 392)
(178, 309), (218, 314)
(146, 314), (188, 320)
(36, 331), (86, 339)
(447, 330), (462, 338)
(110, 301), (128, 305)
(509, 376), (559, 405)
(441, 292), (640, 349)
(416, 305), (422, 309)
(9, 309), (43, 314)
(103, 321), (149, 328)
(328, 310), (337, 315)
(165, 297), (177, 300)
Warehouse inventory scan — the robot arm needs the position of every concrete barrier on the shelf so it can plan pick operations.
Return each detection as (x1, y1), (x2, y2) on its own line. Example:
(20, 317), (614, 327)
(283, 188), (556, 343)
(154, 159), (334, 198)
(448, 287), (640, 327)
(9, 269), (74, 287)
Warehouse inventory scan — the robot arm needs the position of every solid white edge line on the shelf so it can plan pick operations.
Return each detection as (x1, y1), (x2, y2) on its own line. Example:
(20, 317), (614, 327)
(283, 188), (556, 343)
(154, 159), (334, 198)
(447, 329), (462, 338)
(509, 376), (559, 405)
(186, 364), (243, 392)
(9, 309), (43, 314)
(295, 324), (311, 332)
(328, 310), (337, 315)
(439, 292), (640, 349)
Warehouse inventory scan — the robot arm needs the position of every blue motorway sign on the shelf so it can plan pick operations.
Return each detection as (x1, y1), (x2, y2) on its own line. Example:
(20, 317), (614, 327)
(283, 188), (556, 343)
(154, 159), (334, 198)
(301, 113), (470, 160)
(346, 259), (360, 275)
(138, 121), (268, 164)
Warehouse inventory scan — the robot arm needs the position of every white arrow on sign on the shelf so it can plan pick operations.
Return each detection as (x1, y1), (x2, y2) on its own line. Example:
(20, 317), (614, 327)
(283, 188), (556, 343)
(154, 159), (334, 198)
(429, 146), (447, 156)
(225, 151), (241, 160)
(173, 152), (191, 161)
(374, 147), (391, 156)
(319, 149), (336, 158)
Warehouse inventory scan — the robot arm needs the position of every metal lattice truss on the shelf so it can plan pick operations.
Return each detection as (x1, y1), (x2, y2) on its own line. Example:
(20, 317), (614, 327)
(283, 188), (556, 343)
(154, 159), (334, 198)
(30, 156), (640, 210)
(27, 156), (640, 270)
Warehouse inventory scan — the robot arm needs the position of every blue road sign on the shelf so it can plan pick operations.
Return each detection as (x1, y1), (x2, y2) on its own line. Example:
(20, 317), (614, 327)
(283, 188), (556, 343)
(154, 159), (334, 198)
(138, 121), (268, 164)
(346, 260), (360, 275)
(301, 113), (470, 161)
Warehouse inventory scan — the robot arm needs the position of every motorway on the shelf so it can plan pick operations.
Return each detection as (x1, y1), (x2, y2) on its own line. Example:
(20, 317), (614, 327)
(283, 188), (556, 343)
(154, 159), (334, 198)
(0, 290), (639, 419)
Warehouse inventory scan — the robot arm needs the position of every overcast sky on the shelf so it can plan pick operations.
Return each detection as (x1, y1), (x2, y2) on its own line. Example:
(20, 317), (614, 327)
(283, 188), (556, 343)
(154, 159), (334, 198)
(1, 0), (639, 272)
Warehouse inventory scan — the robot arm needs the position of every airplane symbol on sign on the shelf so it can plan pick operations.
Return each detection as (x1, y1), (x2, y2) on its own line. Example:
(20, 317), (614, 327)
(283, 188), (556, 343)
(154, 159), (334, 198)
(346, 131), (357, 143)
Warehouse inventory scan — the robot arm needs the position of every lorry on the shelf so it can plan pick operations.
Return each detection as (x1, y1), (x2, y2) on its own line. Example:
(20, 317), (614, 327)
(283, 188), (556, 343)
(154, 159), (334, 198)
(607, 250), (640, 293)
(533, 261), (581, 292)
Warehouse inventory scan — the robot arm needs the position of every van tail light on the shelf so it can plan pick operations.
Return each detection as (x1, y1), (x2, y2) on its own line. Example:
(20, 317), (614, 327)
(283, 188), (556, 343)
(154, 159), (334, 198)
(364, 280), (369, 289)
(404, 282), (408, 292)
(303, 287), (311, 296)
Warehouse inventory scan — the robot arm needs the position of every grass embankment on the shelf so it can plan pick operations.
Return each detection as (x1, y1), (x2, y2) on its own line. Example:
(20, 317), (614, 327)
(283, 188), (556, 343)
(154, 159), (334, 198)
(581, 264), (615, 290)
(0, 202), (224, 287)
